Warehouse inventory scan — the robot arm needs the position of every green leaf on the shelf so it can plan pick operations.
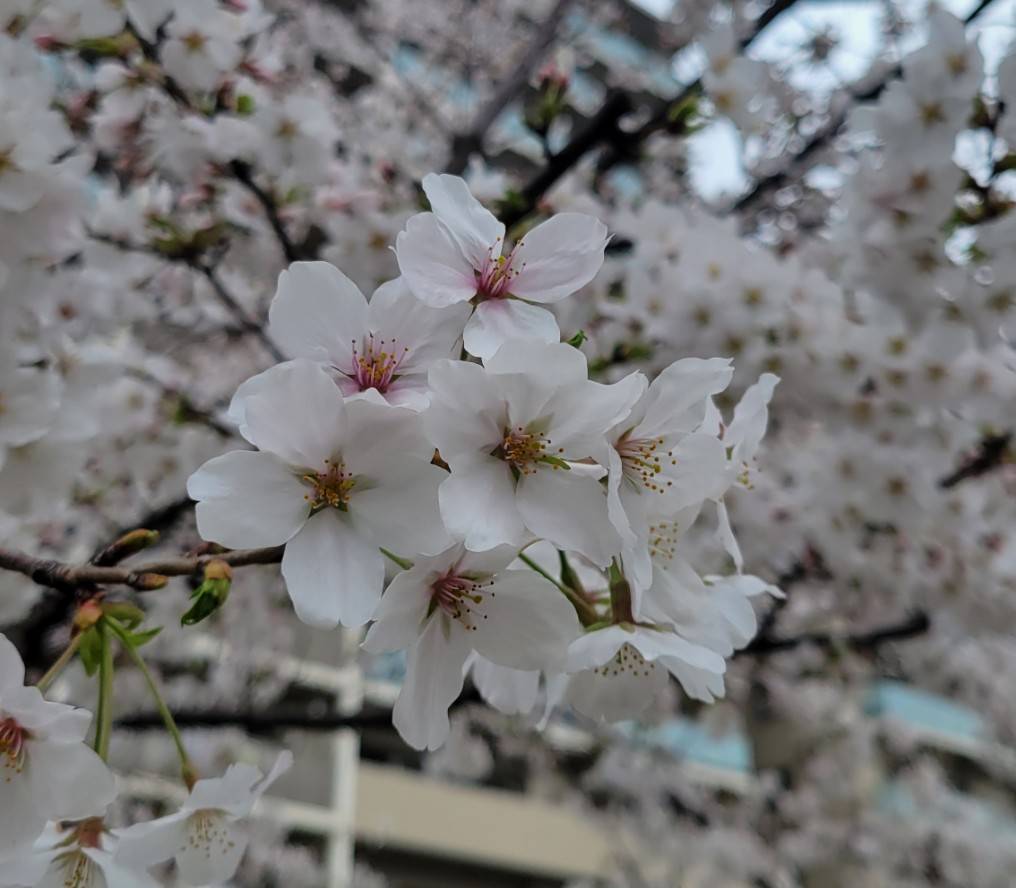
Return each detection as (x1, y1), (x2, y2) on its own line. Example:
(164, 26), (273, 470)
(180, 577), (231, 627)
(124, 626), (162, 648)
(78, 627), (103, 677)
(565, 330), (587, 349)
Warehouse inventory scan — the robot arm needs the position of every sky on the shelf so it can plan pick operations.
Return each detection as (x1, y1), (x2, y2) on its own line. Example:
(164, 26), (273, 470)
(632, 0), (1016, 198)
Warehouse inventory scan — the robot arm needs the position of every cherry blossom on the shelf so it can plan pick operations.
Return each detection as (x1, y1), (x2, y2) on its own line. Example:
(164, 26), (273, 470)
(0, 635), (116, 856)
(363, 543), (581, 749)
(188, 359), (448, 627)
(424, 340), (644, 563)
(396, 174), (609, 358)
(116, 752), (292, 886)
(265, 261), (469, 409)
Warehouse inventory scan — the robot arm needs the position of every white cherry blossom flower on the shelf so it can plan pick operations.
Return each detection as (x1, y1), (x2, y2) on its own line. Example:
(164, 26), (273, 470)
(396, 173), (608, 358)
(363, 542), (581, 750)
(187, 359), (449, 628)
(0, 635), (116, 856)
(0, 820), (157, 888)
(564, 624), (728, 722)
(264, 261), (469, 410)
(604, 357), (736, 604)
(424, 340), (644, 564)
(116, 752), (292, 886)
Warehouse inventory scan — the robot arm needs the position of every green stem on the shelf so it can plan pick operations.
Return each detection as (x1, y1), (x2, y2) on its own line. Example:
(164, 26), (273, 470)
(518, 552), (599, 626)
(379, 547), (413, 571)
(106, 616), (194, 784)
(93, 622), (114, 760)
(36, 633), (83, 693)
(608, 559), (634, 624)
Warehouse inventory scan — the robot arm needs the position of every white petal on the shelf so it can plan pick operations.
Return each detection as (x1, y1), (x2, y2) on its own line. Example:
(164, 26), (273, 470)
(463, 300), (559, 360)
(175, 811), (247, 886)
(341, 398), (435, 477)
(508, 213), (609, 303)
(438, 455), (527, 551)
(362, 562), (434, 653)
(268, 261), (367, 368)
(715, 499), (743, 573)
(424, 360), (504, 459)
(367, 277), (470, 372)
(566, 648), (666, 722)
(516, 471), (620, 567)
(0, 767), (45, 856)
(421, 173), (504, 268)
(469, 656), (540, 716)
(392, 615), (471, 751)
(236, 359), (347, 469)
(726, 372), (779, 467)
(631, 357), (734, 440)
(281, 509), (383, 628)
(86, 847), (162, 888)
(353, 464), (449, 556)
(188, 451), (309, 549)
(27, 739), (116, 822)
(483, 338), (586, 382)
(660, 657), (727, 703)
(0, 633), (25, 690)
(116, 814), (189, 869)
(549, 373), (646, 453)
(565, 625), (629, 671)
(396, 213), (477, 307)
(470, 570), (581, 671)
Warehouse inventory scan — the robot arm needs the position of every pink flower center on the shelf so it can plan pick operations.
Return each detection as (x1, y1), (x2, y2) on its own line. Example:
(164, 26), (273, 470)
(475, 240), (523, 300)
(616, 434), (674, 493)
(302, 458), (355, 511)
(430, 571), (493, 631)
(0, 716), (29, 774)
(348, 334), (408, 393)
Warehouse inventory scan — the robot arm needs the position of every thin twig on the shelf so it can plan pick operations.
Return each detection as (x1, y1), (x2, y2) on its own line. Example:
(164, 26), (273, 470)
(228, 160), (303, 264)
(739, 610), (930, 657)
(0, 545), (284, 594)
(445, 0), (577, 174)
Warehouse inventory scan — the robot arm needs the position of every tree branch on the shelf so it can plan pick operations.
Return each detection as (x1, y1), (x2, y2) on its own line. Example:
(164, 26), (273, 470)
(445, 0), (577, 175)
(739, 610), (930, 657)
(0, 545), (283, 594)
(938, 432), (1012, 489)
(228, 159), (304, 264)
(732, 0), (1000, 216)
(499, 0), (802, 226)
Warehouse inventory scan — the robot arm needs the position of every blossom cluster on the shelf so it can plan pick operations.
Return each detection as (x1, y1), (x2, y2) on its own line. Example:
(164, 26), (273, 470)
(187, 172), (781, 750)
(2, 0), (1016, 885)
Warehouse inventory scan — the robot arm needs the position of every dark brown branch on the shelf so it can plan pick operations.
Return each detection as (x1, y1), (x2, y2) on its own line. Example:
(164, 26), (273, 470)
(0, 545), (283, 594)
(938, 432), (1012, 489)
(190, 259), (287, 363)
(739, 610), (930, 657)
(499, 0), (802, 226)
(445, 0), (577, 175)
(228, 160), (305, 264)
(117, 707), (391, 733)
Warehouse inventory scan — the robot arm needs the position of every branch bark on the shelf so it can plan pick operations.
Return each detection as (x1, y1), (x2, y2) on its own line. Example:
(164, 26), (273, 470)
(445, 0), (577, 175)
(0, 545), (283, 594)
(739, 610), (930, 657)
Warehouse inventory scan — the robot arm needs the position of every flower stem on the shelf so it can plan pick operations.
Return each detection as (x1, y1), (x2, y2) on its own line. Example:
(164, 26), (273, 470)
(93, 622), (114, 760)
(106, 616), (195, 786)
(517, 552), (599, 626)
(379, 547), (413, 570)
(36, 633), (83, 693)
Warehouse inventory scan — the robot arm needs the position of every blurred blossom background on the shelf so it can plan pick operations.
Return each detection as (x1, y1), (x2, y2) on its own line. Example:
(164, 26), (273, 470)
(4, 0), (1016, 885)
